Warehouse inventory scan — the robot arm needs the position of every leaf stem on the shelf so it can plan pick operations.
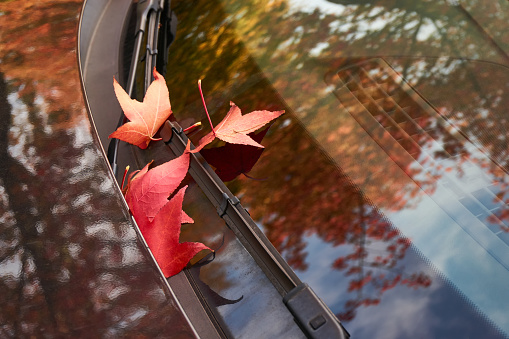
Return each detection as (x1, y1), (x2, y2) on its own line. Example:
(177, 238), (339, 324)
(121, 165), (130, 190)
(198, 80), (216, 136)
(183, 121), (202, 134)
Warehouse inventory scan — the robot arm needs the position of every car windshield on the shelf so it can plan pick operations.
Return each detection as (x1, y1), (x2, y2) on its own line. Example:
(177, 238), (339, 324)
(164, 0), (509, 337)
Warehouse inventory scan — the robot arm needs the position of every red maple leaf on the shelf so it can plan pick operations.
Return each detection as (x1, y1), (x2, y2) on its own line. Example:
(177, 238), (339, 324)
(193, 101), (284, 152)
(109, 68), (172, 149)
(125, 143), (191, 222)
(181, 210), (194, 224)
(200, 127), (269, 181)
(140, 186), (210, 278)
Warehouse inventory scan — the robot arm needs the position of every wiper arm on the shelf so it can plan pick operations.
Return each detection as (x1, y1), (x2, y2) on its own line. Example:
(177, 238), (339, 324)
(143, 0), (163, 90)
(161, 121), (350, 339)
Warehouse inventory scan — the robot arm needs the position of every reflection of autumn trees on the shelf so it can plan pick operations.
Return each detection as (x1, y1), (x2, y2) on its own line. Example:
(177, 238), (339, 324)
(165, 0), (434, 319)
(323, 0), (509, 64)
(388, 56), (509, 231)
(167, 0), (509, 321)
(0, 1), (196, 336)
(233, 120), (432, 321)
(178, 0), (508, 206)
(460, 0), (509, 57)
(397, 59), (509, 171)
(0, 0), (85, 127)
(0, 77), (193, 336)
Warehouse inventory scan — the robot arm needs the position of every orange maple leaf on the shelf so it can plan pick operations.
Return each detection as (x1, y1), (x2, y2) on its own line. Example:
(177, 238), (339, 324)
(109, 68), (172, 149)
(193, 101), (284, 152)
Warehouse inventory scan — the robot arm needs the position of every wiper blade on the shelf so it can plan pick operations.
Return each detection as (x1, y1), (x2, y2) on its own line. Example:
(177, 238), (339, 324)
(157, 2), (178, 78)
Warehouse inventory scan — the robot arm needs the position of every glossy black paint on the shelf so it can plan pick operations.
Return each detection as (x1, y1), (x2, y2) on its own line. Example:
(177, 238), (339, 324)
(0, 1), (197, 336)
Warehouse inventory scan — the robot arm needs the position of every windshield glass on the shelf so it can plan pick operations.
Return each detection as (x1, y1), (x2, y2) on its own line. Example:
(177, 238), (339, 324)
(166, 0), (509, 337)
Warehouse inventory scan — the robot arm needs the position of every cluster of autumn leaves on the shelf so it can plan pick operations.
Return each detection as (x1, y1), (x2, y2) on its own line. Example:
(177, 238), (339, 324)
(110, 69), (284, 277)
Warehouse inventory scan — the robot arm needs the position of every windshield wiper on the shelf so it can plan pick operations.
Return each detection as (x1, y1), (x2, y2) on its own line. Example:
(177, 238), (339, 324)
(161, 121), (350, 339)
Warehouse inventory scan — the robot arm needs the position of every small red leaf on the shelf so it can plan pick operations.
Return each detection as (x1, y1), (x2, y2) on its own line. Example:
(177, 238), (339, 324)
(125, 152), (190, 222)
(193, 102), (284, 152)
(109, 68), (172, 149)
(142, 186), (210, 277)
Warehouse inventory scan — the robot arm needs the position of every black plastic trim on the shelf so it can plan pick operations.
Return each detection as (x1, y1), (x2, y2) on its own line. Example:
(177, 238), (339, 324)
(284, 284), (350, 339)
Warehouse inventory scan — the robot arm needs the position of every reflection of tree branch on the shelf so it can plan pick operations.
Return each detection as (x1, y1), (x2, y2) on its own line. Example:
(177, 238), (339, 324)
(0, 245), (20, 264)
(430, 20), (485, 96)
(2, 157), (60, 330)
(0, 73), (59, 330)
(327, 0), (446, 21)
(349, 7), (388, 26)
(431, 21), (461, 60)
(402, 17), (423, 79)
(15, 249), (28, 338)
(0, 223), (18, 239)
